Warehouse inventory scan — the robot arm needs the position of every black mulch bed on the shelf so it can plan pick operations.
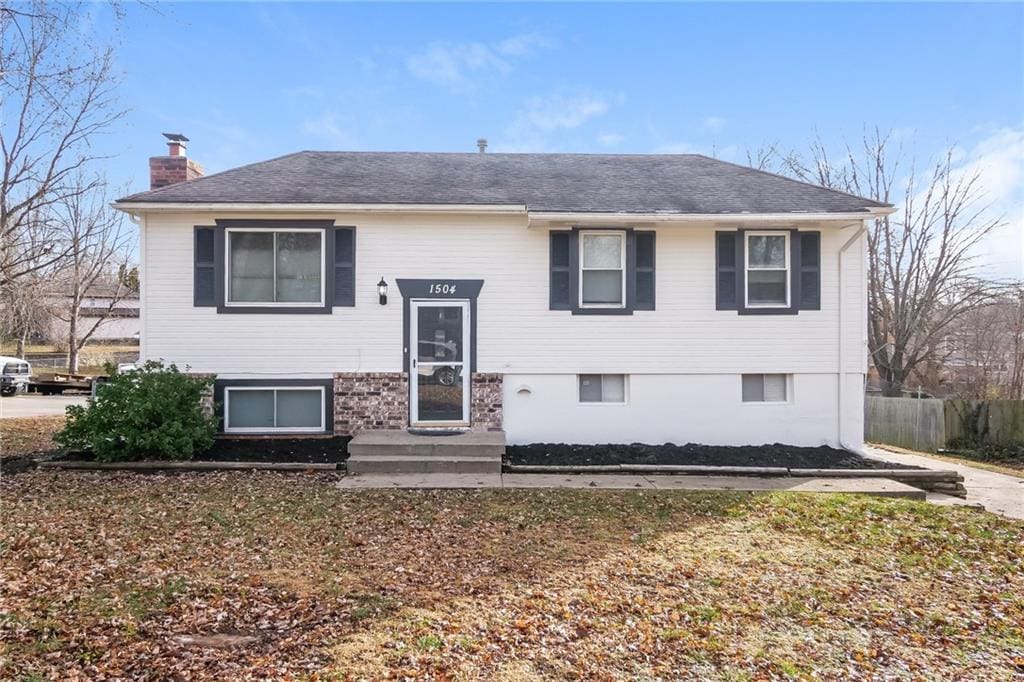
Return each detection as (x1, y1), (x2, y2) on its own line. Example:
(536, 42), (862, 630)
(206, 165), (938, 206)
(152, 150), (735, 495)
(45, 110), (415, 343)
(505, 443), (924, 470)
(199, 436), (350, 464)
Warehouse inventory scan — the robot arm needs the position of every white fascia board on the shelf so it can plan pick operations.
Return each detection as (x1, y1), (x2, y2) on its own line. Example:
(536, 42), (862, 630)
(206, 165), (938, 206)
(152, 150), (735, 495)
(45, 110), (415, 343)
(528, 206), (896, 226)
(113, 202), (529, 215)
(113, 201), (896, 223)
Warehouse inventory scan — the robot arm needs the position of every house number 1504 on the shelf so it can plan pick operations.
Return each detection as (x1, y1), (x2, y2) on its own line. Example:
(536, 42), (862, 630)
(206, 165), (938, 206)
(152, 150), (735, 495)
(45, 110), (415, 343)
(429, 283), (457, 295)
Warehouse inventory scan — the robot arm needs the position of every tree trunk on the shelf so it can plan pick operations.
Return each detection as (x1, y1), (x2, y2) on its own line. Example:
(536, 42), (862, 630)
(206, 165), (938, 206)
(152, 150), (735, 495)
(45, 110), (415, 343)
(67, 311), (79, 373)
(880, 366), (905, 396)
(16, 333), (26, 359)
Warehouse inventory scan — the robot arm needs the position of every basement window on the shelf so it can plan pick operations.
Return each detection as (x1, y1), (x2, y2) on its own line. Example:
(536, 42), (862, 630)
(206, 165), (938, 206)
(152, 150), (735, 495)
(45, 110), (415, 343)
(224, 386), (325, 432)
(579, 374), (627, 403)
(741, 374), (789, 403)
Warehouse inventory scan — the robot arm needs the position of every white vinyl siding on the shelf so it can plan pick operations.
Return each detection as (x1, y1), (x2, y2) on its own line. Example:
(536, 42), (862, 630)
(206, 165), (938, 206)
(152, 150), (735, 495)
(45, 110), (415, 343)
(224, 386), (325, 432)
(143, 213), (865, 376)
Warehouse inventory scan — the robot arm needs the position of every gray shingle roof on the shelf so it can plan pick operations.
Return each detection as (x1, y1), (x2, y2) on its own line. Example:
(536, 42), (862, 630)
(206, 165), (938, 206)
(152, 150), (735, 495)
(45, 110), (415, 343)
(118, 151), (888, 214)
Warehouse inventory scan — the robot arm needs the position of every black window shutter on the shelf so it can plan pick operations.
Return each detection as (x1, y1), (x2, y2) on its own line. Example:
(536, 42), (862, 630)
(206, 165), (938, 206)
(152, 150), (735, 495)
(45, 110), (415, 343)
(550, 231), (572, 310)
(634, 231), (655, 310)
(194, 227), (216, 307)
(716, 231), (738, 310)
(333, 227), (355, 307)
(798, 231), (821, 310)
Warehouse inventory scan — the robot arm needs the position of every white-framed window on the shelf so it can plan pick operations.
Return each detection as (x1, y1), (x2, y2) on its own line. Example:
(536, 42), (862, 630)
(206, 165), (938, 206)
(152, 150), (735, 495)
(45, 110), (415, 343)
(741, 374), (789, 403)
(579, 374), (627, 404)
(225, 228), (325, 306)
(579, 230), (626, 308)
(224, 386), (326, 432)
(745, 231), (789, 308)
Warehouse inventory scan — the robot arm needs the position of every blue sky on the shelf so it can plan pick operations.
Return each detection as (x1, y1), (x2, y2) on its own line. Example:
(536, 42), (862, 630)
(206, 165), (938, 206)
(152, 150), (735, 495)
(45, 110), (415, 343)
(92, 2), (1023, 274)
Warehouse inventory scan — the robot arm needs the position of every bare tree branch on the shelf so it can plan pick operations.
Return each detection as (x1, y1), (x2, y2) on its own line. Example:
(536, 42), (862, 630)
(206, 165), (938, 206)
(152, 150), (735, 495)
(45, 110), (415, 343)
(779, 129), (1004, 395)
(0, 1), (126, 287)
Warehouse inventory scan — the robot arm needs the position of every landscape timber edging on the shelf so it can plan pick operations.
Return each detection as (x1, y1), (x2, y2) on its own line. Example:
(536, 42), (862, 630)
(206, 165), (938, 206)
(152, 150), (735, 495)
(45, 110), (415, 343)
(36, 460), (339, 472)
(502, 464), (967, 497)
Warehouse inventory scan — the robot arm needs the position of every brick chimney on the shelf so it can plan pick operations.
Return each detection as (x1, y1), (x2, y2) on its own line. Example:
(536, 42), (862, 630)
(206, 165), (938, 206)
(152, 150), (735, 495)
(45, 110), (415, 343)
(149, 133), (203, 190)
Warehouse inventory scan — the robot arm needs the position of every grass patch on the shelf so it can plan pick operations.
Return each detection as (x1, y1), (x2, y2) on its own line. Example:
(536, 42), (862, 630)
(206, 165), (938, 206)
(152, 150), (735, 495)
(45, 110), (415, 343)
(0, 471), (1020, 679)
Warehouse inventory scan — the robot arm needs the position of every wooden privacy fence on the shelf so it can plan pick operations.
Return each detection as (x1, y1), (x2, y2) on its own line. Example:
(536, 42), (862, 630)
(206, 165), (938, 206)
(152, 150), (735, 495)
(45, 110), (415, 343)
(864, 397), (945, 452)
(944, 399), (1024, 445)
(866, 396), (1024, 451)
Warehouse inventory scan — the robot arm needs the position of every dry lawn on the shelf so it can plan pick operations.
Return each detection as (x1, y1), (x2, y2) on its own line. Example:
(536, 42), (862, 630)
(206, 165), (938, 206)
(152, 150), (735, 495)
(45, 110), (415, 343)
(0, 416), (64, 459)
(1, 471), (1021, 680)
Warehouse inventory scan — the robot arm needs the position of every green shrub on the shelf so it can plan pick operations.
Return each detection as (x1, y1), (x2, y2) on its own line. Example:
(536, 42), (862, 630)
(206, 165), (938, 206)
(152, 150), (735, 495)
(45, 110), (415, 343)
(55, 361), (216, 461)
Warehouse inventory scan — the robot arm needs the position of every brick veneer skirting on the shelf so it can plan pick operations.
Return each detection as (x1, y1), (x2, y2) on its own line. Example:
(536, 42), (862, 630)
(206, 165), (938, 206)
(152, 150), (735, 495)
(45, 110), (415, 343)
(471, 373), (504, 432)
(334, 372), (408, 435)
(187, 373), (216, 420)
(333, 372), (504, 435)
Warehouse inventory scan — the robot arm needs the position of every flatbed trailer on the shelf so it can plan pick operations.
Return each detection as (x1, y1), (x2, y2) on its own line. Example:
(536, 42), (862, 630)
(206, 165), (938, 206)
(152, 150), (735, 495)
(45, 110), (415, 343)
(29, 373), (96, 395)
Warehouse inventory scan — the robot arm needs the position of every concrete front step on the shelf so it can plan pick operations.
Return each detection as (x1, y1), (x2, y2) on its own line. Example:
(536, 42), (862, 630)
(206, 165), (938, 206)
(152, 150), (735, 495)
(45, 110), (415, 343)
(347, 455), (501, 475)
(348, 429), (505, 457)
(346, 429), (505, 474)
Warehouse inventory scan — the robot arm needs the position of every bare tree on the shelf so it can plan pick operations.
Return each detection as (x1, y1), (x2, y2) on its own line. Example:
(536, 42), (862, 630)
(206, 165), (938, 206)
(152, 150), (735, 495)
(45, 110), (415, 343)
(932, 285), (1024, 399)
(0, 273), (56, 357)
(774, 129), (1002, 395)
(0, 1), (125, 287)
(50, 175), (131, 373)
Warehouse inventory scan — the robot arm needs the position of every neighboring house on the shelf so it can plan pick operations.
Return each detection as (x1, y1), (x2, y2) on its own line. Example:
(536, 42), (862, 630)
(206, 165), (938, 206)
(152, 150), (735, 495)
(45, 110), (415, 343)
(115, 135), (893, 448)
(47, 286), (141, 343)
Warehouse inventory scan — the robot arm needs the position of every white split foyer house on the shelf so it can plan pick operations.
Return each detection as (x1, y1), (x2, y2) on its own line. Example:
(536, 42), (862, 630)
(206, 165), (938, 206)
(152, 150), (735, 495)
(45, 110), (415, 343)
(114, 135), (894, 451)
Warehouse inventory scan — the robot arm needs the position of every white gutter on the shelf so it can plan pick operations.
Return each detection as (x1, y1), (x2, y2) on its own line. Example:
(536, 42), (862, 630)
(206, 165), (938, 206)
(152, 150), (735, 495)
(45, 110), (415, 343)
(113, 202), (530, 215)
(529, 208), (895, 225)
(837, 221), (868, 453)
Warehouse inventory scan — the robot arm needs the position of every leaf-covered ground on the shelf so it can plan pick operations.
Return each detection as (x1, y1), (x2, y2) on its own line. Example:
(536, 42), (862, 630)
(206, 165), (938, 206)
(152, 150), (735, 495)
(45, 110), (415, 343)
(1, 472), (1021, 680)
(0, 416), (64, 459)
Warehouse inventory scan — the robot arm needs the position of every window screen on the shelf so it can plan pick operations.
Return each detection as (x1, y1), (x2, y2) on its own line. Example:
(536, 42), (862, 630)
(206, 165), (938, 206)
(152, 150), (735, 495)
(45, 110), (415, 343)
(228, 231), (323, 305)
(226, 388), (324, 431)
(580, 232), (625, 307)
(579, 374), (627, 403)
(746, 233), (789, 307)
(741, 374), (788, 402)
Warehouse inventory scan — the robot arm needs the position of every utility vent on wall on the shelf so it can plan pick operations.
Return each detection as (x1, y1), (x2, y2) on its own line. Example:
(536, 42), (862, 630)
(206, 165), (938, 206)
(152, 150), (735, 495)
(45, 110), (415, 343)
(515, 384), (532, 395)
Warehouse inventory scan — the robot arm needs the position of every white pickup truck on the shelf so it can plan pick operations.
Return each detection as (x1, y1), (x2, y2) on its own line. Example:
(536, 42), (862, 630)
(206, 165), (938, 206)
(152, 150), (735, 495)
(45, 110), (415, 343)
(0, 356), (32, 397)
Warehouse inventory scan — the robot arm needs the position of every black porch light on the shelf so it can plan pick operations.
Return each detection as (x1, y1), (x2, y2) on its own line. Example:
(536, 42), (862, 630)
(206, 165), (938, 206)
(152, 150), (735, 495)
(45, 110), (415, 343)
(377, 277), (388, 305)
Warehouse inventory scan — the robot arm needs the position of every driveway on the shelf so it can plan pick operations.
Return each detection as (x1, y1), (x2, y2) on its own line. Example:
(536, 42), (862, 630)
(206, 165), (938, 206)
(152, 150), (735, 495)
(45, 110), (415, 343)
(865, 445), (1024, 520)
(0, 394), (88, 419)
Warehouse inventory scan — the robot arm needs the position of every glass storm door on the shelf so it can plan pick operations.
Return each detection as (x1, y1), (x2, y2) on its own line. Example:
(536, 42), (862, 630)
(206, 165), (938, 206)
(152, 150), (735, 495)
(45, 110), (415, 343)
(410, 300), (470, 425)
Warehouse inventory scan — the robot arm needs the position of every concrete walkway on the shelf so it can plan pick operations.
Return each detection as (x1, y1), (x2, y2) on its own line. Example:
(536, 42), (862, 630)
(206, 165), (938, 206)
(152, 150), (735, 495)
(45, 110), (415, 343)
(865, 445), (1023, 520)
(337, 473), (925, 499)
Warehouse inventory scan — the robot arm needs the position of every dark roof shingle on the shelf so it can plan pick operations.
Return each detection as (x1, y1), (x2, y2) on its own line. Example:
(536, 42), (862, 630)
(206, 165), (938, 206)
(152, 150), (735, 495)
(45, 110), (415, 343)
(118, 151), (888, 214)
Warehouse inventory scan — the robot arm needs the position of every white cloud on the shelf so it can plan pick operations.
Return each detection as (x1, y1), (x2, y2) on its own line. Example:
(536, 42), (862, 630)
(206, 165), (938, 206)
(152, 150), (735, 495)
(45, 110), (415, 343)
(495, 32), (554, 57)
(597, 132), (624, 147)
(494, 91), (618, 152)
(954, 126), (1024, 279)
(523, 93), (610, 131)
(301, 113), (358, 148)
(702, 116), (727, 135)
(406, 32), (554, 90)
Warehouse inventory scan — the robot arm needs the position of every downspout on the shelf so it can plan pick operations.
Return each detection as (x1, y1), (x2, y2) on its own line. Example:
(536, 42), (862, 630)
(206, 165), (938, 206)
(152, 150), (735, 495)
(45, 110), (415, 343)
(837, 222), (867, 452)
